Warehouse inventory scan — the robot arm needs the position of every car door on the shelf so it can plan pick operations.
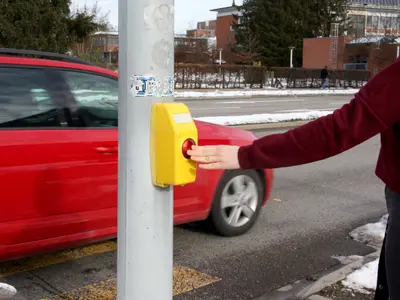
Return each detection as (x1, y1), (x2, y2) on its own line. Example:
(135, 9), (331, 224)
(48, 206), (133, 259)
(0, 65), (99, 250)
(54, 68), (202, 222)
(53, 69), (119, 232)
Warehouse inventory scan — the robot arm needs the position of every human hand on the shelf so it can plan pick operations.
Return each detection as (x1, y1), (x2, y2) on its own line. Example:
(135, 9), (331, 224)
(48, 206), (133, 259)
(187, 145), (240, 170)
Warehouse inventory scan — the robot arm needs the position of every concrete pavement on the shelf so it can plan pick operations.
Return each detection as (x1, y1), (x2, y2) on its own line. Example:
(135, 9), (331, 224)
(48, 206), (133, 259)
(180, 95), (353, 118)
(0, 126), (386, 300)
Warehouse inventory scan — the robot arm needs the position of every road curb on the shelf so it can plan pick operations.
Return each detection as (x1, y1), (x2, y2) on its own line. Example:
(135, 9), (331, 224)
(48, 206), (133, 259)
(295, 251), (380, 299)
(176, 91), (357, 101)
(252, 250), (379, 300)
(230, 120), (309, 130)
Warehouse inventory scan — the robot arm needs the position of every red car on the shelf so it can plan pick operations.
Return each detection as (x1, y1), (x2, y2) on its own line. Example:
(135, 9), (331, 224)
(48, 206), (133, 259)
(0, 49), (273, 262)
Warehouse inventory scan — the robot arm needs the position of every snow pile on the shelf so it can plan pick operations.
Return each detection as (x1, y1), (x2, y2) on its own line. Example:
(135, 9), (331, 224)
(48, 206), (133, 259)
(175, 88), (359, 98)
(350, 214), (388, 249)
(0, 283), (17, 299)
(195, 110), (333, 126)
(331, 255), (363, 265)
(342, 259), (379, 294)
(339, 214), (388, 294)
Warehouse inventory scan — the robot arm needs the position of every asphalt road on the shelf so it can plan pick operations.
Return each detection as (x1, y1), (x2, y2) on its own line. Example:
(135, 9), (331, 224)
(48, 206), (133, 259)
(182, 95), (354, 117)
(174, 128), (386, 299)
(1, 128), (387, 300)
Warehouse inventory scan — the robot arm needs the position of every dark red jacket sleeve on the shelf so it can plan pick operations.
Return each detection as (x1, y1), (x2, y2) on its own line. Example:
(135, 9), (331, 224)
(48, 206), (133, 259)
(238, 60), (400, 169)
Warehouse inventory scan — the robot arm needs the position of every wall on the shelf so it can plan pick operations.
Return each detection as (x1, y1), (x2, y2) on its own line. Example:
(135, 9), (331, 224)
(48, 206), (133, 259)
(302, 36), (354, 69)
(215, 15), (237, 50)
(302, 37), (332, 69)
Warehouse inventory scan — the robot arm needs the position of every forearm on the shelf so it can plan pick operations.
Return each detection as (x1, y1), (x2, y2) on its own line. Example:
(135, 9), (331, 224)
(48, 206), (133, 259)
(238, 60), (400, 170)
(238, 96), (387, 169)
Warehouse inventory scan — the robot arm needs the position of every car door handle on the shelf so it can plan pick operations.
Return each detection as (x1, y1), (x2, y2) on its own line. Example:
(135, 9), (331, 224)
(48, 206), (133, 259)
(95, 146), (118, 154)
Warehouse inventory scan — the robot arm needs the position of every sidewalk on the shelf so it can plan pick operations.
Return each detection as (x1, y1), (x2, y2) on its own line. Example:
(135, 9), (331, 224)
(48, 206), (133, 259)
(175, 87), (360, 99)
(304, 215), (387, 300)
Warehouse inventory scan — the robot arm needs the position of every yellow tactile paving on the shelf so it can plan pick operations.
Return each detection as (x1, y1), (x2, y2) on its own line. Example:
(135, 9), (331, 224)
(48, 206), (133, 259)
(0, 241), (117, 278)
(41, 266), (220, 299)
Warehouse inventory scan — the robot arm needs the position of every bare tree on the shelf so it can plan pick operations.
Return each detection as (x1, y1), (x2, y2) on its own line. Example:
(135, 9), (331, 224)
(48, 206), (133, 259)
(230, 26), (262, 65)
(174, 37), (214, 64)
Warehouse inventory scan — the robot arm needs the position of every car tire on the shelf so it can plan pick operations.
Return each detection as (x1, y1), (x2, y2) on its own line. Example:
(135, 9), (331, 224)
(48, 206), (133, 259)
(208, 170), (264, 237)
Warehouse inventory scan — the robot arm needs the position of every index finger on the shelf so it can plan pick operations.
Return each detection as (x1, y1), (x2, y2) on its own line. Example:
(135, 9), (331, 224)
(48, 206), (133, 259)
(188, 145), (219, 156)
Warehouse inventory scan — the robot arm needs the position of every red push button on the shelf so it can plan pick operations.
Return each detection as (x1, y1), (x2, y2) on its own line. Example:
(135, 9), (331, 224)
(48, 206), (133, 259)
(182, 138), (196, 159)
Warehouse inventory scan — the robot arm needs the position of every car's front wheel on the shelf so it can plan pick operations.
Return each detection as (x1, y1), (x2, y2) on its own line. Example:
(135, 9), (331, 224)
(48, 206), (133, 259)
(208, 170), (264, 237)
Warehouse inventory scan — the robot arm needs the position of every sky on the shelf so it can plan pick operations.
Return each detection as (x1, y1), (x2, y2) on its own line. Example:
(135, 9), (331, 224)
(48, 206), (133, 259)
(73, 0), (243, 34)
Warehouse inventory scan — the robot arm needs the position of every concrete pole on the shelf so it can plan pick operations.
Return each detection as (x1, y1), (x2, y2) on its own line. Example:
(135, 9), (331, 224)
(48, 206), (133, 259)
(117, 0), (174, 299)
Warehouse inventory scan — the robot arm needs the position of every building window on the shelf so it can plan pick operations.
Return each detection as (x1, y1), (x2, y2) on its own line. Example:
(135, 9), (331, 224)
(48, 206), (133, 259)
(367, 16), (379, 29)
(107, 36), (118, 45)
(348, 14), (366, 37)
(94, 37), (105, 46)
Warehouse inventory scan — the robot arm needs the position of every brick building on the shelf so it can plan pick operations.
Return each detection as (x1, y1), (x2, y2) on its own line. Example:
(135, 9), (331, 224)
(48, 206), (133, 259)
(303, 36), (355, 69)
(186, 20), (216, 38)
(303, 0), (400, 70)
(344, 36), (400, 74)
(210, 1), (241, 51)
(303, 35), (399, 74)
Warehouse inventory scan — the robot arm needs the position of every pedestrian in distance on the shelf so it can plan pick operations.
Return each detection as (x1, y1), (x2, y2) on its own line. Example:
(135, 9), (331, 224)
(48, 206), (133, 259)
(320, 65), (329, 89)
(187, 58), (400, 300)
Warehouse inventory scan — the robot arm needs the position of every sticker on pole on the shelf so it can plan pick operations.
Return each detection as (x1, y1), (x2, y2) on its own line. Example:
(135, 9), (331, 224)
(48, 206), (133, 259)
(130, 75), (174, 97)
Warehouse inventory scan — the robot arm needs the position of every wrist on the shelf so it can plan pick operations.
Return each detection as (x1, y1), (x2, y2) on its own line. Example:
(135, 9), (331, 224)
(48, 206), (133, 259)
(238, 145), (254, 169)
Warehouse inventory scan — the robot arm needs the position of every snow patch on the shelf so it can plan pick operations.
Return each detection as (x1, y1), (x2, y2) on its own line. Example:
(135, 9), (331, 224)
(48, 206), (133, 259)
(350, 214), (388, 249)
(331, 255), (364, 265)
(342, 259), (379, 294)
(195, 110), (333, 126)
(335, 214), (388, 294)
(175, 88), (359, 98)
(0, 283), (17, 299)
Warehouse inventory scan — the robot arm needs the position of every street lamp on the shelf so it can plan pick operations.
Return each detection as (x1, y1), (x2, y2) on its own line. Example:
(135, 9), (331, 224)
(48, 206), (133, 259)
(289, 46), (295, 68)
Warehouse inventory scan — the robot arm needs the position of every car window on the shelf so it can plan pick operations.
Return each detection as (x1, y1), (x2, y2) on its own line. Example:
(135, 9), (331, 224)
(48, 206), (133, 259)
(60, 70), (118, 128)
(0, 67), (62, 128)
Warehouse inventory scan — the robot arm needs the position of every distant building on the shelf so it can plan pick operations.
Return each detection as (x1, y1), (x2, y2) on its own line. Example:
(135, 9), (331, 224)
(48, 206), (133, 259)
(210, 1), (241, 51)
(92, 31), (119, 52)
(186, 20), (216, 38)
(303, 36), (355, 69)
(84, 31), (216, 64)
(303, 35), (399, 74)
(303, 0), (400, 70)
(347, 0), (400, 37)
(344, 35), (400, 74)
